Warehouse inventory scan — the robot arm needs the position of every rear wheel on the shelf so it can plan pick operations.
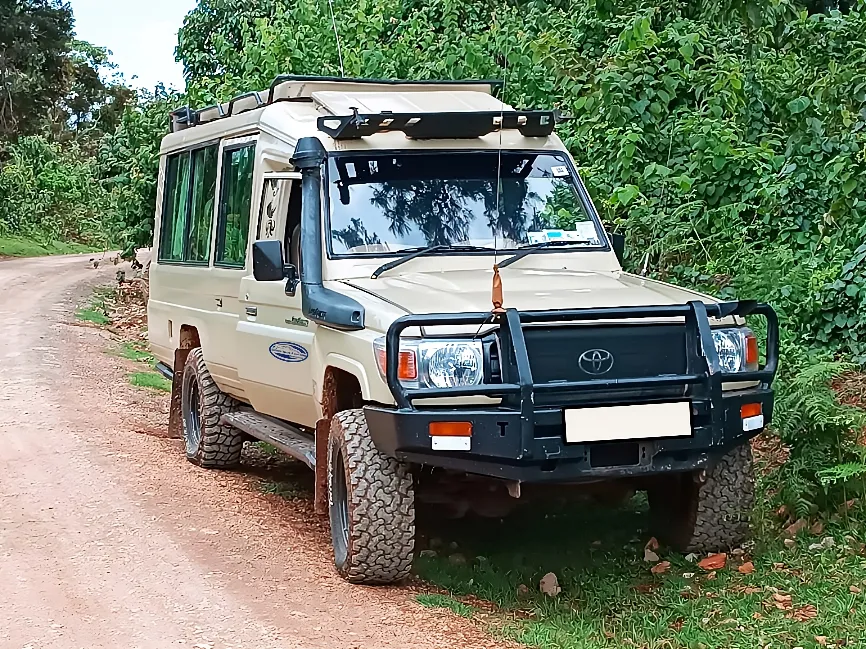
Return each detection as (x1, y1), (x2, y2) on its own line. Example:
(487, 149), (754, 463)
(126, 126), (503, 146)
(181, 348), (243, 468)
(649, 443), (755, 553)
(327, 409), (415, 584)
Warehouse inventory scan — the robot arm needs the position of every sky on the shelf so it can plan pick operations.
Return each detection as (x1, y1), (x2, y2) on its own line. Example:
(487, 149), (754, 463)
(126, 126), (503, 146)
(69, 0), (198, 91)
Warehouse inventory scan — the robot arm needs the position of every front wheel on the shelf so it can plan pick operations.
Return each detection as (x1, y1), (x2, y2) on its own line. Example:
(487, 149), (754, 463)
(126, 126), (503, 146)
(648, 443), (755, 553)
(327, 409), (415, 584)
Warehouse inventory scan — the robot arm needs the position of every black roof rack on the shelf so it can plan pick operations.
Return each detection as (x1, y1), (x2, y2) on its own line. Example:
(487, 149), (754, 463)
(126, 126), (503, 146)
(169, 75), (504, 132)
(317, 109), (565, 140)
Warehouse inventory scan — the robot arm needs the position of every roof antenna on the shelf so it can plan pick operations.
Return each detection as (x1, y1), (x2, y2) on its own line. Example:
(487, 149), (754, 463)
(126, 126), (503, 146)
(491, 12), (508, 316)
(326, 0), (345, 77)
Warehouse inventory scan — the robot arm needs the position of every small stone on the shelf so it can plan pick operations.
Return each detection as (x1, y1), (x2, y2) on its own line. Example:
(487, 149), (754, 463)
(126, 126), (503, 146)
(448, 541), (459, 551)
(783, 538), (796, 549)
(644, 548), (660, 563)
(539, 572), (561, 597)
(419, 549), (437, 558)
(731, 548), (745, 557)
(684, 553), (699, 562)
(683, 572), (695, 579)
(850, 585), (861, 594)
(517, 584), (530, 596)
(821, 536), (836, 549)
(448, 553), (467, 566)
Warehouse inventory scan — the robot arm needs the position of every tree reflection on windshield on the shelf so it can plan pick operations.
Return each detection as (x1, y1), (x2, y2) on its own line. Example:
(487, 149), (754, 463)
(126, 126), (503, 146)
(328, 152), (599, 255)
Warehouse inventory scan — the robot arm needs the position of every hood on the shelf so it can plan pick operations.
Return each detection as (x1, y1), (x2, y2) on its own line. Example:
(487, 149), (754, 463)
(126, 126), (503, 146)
(342, 267), (716, 316)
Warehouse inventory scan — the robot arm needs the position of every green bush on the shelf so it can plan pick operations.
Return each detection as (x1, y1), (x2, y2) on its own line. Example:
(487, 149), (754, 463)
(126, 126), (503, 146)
(176, 0), (866, 509)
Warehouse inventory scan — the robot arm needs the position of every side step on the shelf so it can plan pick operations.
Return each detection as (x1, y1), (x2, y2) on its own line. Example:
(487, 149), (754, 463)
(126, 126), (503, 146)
(221, 411), (316, 469)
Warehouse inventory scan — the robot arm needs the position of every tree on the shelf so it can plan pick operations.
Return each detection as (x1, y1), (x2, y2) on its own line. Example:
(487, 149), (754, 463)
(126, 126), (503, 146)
(0, 0), (75, 141)
(176, 0), (290, 87)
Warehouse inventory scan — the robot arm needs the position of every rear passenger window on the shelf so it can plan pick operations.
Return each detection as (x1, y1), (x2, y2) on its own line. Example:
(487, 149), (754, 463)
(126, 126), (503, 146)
(216, 144), (255, 267)
(158, 144), (218, 264)
(187, 146), (219, 262)
(158, 152), (191, 261)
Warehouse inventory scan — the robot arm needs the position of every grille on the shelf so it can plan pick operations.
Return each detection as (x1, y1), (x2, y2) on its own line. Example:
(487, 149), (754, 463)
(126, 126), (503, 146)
(519, 323), (688, 407)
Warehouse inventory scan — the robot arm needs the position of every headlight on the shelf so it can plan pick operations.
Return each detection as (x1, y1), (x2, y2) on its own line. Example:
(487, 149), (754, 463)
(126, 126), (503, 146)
(374, 337), (483, 389)
(711, 328), (759, 373)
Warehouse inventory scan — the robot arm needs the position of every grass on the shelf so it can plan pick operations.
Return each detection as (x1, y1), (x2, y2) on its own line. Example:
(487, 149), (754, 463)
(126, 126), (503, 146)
(75, 286), (114, 325)
(414, 497), (866, 648)
(0, 235), (99, 258)
(114, 341), (153, 363)
(75, 308), (110, 325)
(128, 371), (171, 392)
(259, 479), (311, 500)
(416, 593), (475, 618)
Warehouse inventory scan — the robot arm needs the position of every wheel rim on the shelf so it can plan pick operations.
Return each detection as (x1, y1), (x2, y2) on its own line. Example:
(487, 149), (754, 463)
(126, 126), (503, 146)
(183, 374), (202, 456)
(330, 447), (350, 567)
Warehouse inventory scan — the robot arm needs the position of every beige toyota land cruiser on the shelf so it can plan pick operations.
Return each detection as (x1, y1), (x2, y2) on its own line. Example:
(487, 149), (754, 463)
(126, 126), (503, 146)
(148, 75), (780, 585)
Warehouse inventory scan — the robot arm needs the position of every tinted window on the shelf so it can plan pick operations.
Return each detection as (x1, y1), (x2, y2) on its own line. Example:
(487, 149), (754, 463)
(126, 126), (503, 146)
(216, 144), (255, 267)
(158, 152), (190, 261)
(187, 146), (218, 262)
(327, 152), (601, 256)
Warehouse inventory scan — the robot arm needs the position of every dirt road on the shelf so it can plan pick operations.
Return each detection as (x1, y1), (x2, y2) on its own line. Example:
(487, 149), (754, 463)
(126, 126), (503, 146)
(0, 254), (507, 649)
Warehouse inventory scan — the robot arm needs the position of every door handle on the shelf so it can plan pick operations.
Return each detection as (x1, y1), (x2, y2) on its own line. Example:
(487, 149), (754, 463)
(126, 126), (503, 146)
(246, 306), (258, 317)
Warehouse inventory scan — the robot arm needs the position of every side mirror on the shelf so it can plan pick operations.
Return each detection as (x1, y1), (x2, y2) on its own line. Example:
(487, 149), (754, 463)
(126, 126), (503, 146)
(252, 240), (286, 281)
(610, 233), (625, 266)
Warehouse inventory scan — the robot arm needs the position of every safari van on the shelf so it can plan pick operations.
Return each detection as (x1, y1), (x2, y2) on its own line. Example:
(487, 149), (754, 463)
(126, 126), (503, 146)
(148, 75), (779, 584)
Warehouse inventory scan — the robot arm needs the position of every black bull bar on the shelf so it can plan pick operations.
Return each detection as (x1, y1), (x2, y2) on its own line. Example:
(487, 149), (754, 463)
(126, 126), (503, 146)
(383, 300), (779, 460)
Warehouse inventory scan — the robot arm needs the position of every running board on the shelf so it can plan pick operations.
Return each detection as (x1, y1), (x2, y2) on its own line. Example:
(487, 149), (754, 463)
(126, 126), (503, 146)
(221, 411), (316, 469)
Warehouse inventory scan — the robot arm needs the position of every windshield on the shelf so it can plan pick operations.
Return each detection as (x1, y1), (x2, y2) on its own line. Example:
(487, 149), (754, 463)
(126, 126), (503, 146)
(326, 151), (603, 256)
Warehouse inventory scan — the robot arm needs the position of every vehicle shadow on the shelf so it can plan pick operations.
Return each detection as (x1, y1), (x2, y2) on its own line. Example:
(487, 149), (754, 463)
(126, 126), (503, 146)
(414, 495), (656, 610)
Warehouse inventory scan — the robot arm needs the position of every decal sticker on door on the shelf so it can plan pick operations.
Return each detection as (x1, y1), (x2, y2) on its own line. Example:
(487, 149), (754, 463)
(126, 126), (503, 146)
(269, 342), (308, 363)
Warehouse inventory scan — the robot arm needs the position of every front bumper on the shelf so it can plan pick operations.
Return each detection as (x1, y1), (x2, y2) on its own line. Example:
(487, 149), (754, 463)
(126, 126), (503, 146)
(365, 388), (774, 482)
(368, 300), (780, 483)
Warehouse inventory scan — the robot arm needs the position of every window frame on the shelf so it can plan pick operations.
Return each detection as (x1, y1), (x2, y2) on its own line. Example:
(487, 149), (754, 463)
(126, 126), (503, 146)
(214, 140), (258, 269)
(157, 139), (221, 266)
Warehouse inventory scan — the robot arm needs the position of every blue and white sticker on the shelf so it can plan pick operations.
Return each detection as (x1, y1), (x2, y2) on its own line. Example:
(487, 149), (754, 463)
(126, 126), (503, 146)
(269, 342), (308, 363)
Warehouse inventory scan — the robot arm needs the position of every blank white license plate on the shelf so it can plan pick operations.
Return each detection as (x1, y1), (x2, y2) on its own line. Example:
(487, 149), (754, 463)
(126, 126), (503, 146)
(565, 402), (692, 443)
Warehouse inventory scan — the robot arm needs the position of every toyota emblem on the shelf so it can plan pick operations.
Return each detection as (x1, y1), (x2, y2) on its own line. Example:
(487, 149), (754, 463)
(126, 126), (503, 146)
(578, 349), (615, 375)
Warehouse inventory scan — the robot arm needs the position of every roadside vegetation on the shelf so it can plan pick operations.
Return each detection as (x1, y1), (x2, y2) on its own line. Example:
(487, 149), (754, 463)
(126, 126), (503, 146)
(0, 235), (96, 258)
(0, 2), (178, 257)
(177, 0), (866, 523)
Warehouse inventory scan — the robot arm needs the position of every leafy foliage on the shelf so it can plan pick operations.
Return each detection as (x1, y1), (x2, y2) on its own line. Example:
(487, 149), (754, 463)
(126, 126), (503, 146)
(0, 1), (175, 257)
(177, 0), (866, 508)
(98, 86), (181, 257)
(0, 0), (74, 140)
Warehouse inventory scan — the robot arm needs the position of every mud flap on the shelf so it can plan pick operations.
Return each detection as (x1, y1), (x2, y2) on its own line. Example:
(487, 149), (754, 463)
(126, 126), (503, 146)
(314, 417), (329, 515)
(167, 348), (191, 439)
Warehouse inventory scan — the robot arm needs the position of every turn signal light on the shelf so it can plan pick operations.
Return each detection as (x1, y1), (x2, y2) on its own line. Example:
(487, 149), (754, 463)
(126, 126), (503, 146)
(745, 332), (759, 369)
(429, 422), (473, 437)
(375, 346), (417, 380)
(741, 403), (762, 419)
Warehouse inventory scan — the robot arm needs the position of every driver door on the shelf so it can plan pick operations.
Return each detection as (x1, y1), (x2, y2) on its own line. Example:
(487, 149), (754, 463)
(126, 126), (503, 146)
(235, 174), (318, 427)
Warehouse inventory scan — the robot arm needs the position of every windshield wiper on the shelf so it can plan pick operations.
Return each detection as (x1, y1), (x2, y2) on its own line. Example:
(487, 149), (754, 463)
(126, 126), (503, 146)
(371, 244), (490, 279)
(496, 239), (592, 269)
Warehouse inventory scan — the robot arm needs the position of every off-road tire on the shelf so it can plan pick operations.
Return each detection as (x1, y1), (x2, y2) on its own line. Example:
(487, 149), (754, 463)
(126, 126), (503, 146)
(649, 442), (755, 553)
(327, 409), (415, 584)
(181, 347), (243, 469)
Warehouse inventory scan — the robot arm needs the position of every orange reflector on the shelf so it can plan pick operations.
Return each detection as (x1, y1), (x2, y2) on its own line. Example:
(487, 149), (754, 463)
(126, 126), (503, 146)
(745, 332), (759, 368)
(429, 422), (473, 437)
(375, 346), (417, 380)
(741, 403), (762, 419)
